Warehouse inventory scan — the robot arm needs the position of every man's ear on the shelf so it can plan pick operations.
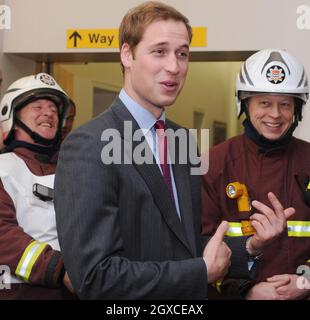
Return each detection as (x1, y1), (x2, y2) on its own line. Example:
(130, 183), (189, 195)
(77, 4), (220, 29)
(120, 43), (133, 69)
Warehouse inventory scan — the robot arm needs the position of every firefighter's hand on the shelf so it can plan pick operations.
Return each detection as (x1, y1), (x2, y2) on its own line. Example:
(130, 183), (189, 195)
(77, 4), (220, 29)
(267, 274), (310, 300)
(247, 275), (310, 300)
(63, 272), (75, 293)
(203, 221), (232, 284)
(247, 192), (295, 255)
(245, 281), (283, 300)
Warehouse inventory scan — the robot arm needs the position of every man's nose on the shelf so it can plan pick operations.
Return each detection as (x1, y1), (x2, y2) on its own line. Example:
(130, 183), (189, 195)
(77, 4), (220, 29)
(42, 106), (55, 116)
(269, 105), (281, 117)
(164, 54), (180, 74)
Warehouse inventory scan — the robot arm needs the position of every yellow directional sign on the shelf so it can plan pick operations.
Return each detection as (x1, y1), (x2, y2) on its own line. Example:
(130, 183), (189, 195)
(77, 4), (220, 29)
(67, 29), (119, 48)
(66, 27), (207, 49)
(191, 27), (207, 47)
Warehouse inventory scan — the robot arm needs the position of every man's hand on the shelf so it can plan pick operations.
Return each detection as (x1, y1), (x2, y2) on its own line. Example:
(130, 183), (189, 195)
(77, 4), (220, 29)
(247, 192), (295, 255)
(246, 281), (283, 300)
(203, 221), (232, 284)
(267, 274), (310, 300)
(246, 274), (310, 300)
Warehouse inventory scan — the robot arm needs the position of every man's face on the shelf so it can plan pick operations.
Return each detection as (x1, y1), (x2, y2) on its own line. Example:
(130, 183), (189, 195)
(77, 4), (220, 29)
(15, 99), (59, 143)
(121, 19), (190, 117)
(248, 94), (295, 140)
(62, 104), (76, 140)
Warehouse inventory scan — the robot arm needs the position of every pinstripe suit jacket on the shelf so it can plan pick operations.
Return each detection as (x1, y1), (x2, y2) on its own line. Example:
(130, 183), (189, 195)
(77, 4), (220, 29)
(54, 98), (248, 299)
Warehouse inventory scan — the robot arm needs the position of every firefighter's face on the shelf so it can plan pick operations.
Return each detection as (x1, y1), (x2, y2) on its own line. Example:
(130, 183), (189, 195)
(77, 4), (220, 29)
(15, 99), (59, 143)
(248, 94), (295, 140)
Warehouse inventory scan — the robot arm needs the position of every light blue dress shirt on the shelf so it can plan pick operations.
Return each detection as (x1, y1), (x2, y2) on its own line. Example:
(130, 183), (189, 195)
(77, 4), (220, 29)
(119, 89), (181, 219)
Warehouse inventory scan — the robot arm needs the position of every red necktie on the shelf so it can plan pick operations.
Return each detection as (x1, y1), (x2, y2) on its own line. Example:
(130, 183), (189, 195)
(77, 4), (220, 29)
(154, 120), (174, 199)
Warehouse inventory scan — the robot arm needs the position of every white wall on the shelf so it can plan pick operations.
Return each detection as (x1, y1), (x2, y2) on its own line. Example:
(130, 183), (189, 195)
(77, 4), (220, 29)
(3, 0), (309, 52)
(0, 1), (36, 95)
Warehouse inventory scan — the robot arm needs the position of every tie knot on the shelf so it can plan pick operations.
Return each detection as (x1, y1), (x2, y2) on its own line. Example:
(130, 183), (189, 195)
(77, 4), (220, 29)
(154, 120), (165, 130)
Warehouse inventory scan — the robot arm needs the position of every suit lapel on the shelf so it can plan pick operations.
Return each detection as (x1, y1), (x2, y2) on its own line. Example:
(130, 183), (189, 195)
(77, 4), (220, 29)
(168, 123), (197, 257)
(111, 100), (194, 256)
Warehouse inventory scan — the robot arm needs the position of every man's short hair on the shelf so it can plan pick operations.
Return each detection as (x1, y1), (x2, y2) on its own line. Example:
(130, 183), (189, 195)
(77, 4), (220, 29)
(119, 1), (192, 68)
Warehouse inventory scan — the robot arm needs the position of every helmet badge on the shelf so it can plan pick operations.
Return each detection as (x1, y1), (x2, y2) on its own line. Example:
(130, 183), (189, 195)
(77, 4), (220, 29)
(266, 65), (286, 84)
(39, 74), (56, 86)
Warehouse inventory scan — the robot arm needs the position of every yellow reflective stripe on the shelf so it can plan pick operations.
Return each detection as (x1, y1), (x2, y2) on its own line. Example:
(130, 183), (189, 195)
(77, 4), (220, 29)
(15, 240), (47, 282)
(307, 181), (310, 190)
(307, 259), (310, 263)
(287, 221), (310, 237)
(226, 222), (243, 237)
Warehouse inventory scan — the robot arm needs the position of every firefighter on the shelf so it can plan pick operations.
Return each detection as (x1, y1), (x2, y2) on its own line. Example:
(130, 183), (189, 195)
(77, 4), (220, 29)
(0, 73), (74, 299)
(202, 49), (310, 300)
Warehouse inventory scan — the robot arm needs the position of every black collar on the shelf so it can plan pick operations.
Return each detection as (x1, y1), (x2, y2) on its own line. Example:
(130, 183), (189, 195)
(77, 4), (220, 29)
(242, 117), (297, 152)
(2, 140), (59, 159)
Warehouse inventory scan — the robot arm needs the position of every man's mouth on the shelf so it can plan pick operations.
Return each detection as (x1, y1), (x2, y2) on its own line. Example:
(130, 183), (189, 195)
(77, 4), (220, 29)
(39, 122), (53, 128)
(160, 81), (178, 91)
(264, 122), (281, 128)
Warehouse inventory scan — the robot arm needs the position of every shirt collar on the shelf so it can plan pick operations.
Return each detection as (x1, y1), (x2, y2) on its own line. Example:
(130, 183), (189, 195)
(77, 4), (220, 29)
(119, 89), (165, 133)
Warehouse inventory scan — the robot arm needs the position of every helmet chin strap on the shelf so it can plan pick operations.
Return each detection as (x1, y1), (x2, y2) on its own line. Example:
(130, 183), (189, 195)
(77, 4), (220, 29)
(14, 117), (60, 146)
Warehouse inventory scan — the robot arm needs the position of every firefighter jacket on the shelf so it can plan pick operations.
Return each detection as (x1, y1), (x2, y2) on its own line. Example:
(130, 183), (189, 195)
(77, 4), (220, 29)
(0, 147), (67, 299)
(202, 134), (310, 298)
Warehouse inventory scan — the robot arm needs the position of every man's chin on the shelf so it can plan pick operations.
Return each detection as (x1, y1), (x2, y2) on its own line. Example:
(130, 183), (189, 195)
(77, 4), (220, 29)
(262, 132), (286, 141)
(37, 131), (57, 140)
(158, 97), (178, 107)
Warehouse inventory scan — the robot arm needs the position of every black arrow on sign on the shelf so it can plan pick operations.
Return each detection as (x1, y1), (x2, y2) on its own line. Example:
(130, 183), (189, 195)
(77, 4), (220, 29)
(69, 31), (82, 47)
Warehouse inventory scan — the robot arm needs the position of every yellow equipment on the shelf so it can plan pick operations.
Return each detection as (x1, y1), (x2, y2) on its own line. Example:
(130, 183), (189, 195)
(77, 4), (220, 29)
(226, 182), (256, 236)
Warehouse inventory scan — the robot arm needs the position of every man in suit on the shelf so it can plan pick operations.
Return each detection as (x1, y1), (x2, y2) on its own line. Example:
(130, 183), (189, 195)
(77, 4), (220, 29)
(54, 1), (291, 299)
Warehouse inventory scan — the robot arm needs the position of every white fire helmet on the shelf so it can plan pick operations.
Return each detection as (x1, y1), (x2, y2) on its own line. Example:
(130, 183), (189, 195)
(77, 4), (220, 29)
(236, 49), (309, 117)
(0, 73), (69, 144)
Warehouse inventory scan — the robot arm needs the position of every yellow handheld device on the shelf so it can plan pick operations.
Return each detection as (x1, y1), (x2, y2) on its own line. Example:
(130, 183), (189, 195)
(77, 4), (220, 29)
(226, 182), (256, 236)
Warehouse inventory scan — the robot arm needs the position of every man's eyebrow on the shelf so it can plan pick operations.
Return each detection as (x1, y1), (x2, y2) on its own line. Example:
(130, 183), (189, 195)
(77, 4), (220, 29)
(179, 44), (190, 50)
(149, 42), (189, 50)
(149, 41), (169, 48)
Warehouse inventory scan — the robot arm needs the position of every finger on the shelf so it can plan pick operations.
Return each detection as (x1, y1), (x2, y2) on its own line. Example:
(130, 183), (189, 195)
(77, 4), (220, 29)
(267, 275), (282, 282)
(276, 286), (288, 295)
(250, 214), (269, 232)
(211, 221), (229, 244)
(251, 200), (275, 224)
(250, 220), (267, 238)
(283, 207), (295, 220)
(252, 193), (287, 228)
(266, 193), (295, 223)
(222, 243), (232, 258)
(267, 274), (290, 288)
(251, 200), (273, 215)
(267, 192), (284, 215)
(266, 192), (289, 225)
(270, 281), (288, 289)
